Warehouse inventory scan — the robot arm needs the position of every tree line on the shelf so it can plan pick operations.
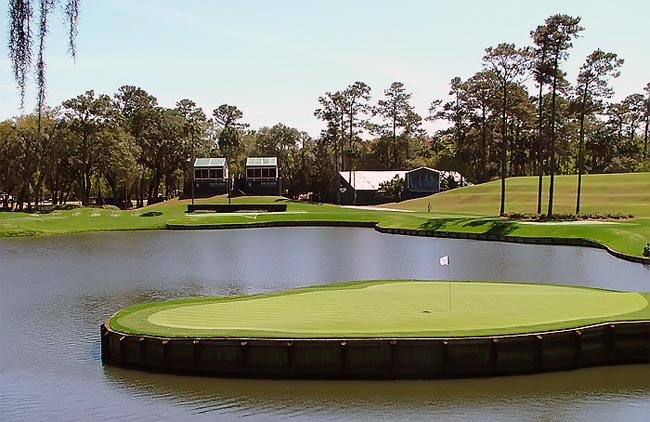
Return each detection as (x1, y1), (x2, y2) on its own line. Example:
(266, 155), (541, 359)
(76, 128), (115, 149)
(2, 13), (649, 213)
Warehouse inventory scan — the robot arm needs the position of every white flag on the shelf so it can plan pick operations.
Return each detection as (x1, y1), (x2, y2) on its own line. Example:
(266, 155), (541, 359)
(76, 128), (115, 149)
(439, 255), (449, 266)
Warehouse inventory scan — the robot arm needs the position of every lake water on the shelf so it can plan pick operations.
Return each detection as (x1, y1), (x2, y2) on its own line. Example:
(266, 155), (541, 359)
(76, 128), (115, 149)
(1, 228), (649, 421)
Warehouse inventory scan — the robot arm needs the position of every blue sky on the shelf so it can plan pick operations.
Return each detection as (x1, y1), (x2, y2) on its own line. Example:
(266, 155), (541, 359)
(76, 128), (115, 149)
(1, 0), (648, 136)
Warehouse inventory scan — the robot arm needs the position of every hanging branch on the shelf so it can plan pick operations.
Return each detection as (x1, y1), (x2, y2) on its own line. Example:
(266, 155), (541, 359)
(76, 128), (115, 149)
(8, 0), (80, 110)
(9, 0), (34, 108)
(36, 0), (55, 119)
(64, 0), (79, 60)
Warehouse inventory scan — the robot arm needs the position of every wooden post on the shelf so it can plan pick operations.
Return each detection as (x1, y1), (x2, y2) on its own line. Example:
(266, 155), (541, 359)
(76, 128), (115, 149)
(442, 341), (449, 375)
(608, 324), (616, 361)
(138, 337), (146, 364)
(389, 340), (397, 376)
(286, 342), (294, 373)
(491, 338), (499, 374)
(536, 335), (544, 370)
(574, 330), (583, 368)
(193, 340), (201, 367)
(119, 336), (127, 364)
(162, 340), (169, 368)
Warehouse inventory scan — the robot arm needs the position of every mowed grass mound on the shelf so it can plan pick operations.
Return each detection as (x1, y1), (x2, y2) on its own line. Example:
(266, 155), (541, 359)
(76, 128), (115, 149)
(384, 173), (650, 217)
(378, 173), (650, 257)
(108, 280), (650, 338)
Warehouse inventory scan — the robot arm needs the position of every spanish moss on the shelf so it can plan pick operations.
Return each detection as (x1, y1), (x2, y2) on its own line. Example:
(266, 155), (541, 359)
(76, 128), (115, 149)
(8, 0), (80, 111)
(36, 0), (55, 121)
(8, 0), (33, 108)
(64, 0), (79, 60)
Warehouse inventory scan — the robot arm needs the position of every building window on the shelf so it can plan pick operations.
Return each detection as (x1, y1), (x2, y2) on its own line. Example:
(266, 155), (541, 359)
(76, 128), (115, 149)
(209, 169), (217, 179)
(195, 169), (214, 180)
(247, 167), (277, 180)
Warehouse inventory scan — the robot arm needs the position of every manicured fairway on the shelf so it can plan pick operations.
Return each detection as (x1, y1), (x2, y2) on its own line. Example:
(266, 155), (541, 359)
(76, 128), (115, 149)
(383, 173), (650, 217)
(3, 173), (649, 258)
(109, 281), (650, 338)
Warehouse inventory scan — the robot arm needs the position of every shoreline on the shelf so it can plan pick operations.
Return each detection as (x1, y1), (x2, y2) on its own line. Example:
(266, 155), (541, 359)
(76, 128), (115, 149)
(168, 220), (650, 265)
(2, 217), (648, 265)
(2, 200), (649, 264)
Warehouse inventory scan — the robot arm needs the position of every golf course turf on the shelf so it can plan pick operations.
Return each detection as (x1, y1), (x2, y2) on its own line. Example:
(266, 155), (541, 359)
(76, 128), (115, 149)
(2, 173), (649, 260)
(102, 280), (650, 378)
(108, 280), (650, 338)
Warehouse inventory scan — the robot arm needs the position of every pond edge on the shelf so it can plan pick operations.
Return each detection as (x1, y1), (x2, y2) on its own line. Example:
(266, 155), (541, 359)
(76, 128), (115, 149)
(166, 221), (650, 265)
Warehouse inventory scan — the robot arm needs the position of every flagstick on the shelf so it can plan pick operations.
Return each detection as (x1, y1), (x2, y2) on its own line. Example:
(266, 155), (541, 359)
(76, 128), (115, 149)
(448, 263), (451, 311)
(439, 255), (451, 311)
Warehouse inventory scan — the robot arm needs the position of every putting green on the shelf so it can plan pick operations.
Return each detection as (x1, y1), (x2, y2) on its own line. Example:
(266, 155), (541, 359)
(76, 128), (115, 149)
(109, 281), (650, 338)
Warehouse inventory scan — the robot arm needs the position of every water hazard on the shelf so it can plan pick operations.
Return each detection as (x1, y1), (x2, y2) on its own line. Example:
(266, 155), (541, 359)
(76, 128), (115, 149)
(1, 228), (649, 420)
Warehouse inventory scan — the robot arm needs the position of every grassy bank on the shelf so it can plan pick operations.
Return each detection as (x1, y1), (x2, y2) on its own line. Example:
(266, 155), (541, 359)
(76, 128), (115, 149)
(379, 173), (650, 258)
(1, 173), (649, 258)
(108, 280), (650, 338)
(382, 173), (650, 217)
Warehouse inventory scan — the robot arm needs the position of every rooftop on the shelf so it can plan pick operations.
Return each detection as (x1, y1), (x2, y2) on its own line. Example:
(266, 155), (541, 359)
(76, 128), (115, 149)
(246, 157), (278, 166)
(339, 170), (407, 190)
(194, 158), (226, 167)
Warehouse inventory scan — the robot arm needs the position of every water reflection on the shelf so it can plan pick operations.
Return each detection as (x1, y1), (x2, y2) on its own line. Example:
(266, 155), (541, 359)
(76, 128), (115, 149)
(103, 365), (650, 421)
(2, 228), (649, 293)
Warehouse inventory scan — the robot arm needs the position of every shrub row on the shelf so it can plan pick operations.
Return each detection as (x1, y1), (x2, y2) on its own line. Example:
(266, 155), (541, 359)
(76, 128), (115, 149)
(505, 212), (634, 221)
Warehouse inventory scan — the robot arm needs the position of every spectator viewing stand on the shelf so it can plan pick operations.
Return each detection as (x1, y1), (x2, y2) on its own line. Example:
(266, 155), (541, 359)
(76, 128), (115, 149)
(192, 158), (228, 196)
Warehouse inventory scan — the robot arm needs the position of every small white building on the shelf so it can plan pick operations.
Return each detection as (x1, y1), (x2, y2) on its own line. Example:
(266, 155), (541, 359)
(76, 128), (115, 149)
(338, 167), (467, 204)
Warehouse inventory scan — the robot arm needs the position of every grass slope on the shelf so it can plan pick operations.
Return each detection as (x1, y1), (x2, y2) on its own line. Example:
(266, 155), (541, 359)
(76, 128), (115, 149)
(383, 173), (650, 217)
(380, 173), (650, 257)
(108, 280), (650, 338)
(1, 173), (649, 258)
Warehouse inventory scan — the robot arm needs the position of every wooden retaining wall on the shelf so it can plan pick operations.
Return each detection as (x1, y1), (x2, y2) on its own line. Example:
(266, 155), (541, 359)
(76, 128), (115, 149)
(167, 221), (378, 231)
(101, 321), (649, 379)
(186, 203), (287, 213)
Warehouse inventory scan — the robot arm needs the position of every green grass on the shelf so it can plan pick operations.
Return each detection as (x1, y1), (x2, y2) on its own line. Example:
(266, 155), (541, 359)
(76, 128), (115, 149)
(1, 173), (649, 258)
(108, 280), (650, 338)
(383, 173), (650, 217)
(0, 194), (443, 238)
(379, 173), (650, 257)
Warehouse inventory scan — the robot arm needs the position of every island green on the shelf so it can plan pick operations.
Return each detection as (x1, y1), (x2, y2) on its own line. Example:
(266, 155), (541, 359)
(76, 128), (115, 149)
(109, 280), (650, 338)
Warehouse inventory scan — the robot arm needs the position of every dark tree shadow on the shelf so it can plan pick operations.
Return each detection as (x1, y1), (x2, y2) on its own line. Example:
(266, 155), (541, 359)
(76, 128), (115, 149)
(419, 217), (518, 236)
(483, 220), (518, 236)
(462, 219), (495, 227)
(418, 218), (462, 231)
